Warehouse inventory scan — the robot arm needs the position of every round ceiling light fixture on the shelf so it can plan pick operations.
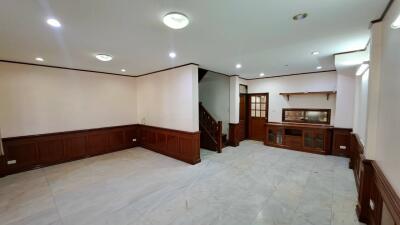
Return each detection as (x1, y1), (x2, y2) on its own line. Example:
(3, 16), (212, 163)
(121, 69), (126, 72)
(312, 51), (320, 55)
(95, 54), (113, 62)
(316, 66), (322, 70)
(293, 13), (308, 21)
(35, 57), (44, 62)
(169, 52), (177, 58)
(236, 64), (242, 69)
(47, 18), (62, 28)
(163, 12), (189, 29)
(260, 73), (265, 77)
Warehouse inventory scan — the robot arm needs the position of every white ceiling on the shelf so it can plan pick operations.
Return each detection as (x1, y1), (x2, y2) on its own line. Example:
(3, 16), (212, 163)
(0, 0), (389, 78)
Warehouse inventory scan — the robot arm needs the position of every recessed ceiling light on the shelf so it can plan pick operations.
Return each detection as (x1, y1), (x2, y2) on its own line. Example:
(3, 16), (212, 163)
(163, 12), (189, 29)
(391, 14), (400, 29)
(316, 66), (322, 70)
(46, 18), (61, 28)
(236, 64), (242, 69)
(312, 51), (320, 55)
(95, 54), (113, 62)
(260, 73), (265, 77)
(169, 52), (177, 58)
(293, 13), (308, 21)
(121, 69), (126, 72)
(35, 57), (44, 62)
(356, 63), (369, 76)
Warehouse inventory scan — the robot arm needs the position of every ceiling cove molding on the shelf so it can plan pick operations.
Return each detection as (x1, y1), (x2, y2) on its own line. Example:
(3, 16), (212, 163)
(0, 59), (133, 78)
(241, 69), (337, 81)
(0, 60), (198, 79)
(371, 0), (394, 25)
(135, 63), (199, 77)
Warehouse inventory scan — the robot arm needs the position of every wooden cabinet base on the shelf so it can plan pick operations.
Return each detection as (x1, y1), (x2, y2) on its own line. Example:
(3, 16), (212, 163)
(265, 122), (333, 155)
(1, 124), (201, 176)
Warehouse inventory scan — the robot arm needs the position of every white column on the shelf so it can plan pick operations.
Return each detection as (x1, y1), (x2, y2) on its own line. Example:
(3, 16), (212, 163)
(365, 22), (383, 159)
(229, 76), (240, 124)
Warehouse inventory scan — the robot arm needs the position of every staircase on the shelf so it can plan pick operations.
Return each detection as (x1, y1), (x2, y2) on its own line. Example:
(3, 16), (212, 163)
(199, 102), (224, 153)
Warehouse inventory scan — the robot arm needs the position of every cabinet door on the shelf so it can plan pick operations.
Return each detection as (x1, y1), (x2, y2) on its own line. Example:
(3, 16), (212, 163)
(276, 128), (284, 145)
(303, 130), (314, 148)
(267, 128), (276, 145)
(313, 130), (325, 150)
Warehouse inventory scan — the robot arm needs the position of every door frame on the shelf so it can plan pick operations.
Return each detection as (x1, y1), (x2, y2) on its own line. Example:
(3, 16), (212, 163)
(247, 93), (269, 140)
(239, 93), (248, 140)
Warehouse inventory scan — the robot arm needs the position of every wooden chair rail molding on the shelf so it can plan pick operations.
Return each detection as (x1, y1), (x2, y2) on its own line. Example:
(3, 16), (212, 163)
(350, 133), (400, 225)
(0, 124), (200, 177)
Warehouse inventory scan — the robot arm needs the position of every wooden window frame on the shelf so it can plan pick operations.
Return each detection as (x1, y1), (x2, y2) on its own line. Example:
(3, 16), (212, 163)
(282, 108), (331, 125)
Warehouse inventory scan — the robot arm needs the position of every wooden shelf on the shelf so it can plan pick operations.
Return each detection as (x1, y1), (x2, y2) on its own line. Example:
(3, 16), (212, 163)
(279, 91), (337, 101)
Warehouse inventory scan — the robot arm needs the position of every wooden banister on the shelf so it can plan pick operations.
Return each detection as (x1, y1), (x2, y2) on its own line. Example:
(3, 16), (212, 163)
(199, 103), (223, 153)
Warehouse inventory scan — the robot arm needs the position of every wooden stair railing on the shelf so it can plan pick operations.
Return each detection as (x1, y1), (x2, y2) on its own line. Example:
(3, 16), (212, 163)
(199, 102), (223, 153)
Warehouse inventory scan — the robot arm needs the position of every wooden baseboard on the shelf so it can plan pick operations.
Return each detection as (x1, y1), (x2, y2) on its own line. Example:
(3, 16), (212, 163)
(228, 123), (240, 147)
(1, 124), (200, 176)
(350, 133), (400, 225)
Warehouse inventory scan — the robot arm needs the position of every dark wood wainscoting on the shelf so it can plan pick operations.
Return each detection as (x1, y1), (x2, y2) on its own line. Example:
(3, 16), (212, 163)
(2, 125), (139, 175)
(139, 125), (200, 165)
(350, 133), (400, 225)
(228, 123), (240, 147)
(0, 156), (6, 177)
(1, 124), (201, 176)
(332, 128), (352, 157)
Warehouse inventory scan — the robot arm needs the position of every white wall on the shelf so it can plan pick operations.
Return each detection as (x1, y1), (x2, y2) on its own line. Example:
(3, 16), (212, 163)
(247, 72), (338, 124)
(229, 76), (240, 124)
(199, 72), (230, 135)
(372, 1), (400, 195)
(0, 62), (137, 138)
(335, 71), (355, 128)
(353, 70), (370, 145)
(136, 64), (199, 132)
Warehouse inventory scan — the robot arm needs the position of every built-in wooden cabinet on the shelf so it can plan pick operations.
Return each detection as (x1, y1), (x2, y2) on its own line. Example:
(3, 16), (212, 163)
(265, 122), (333, 155)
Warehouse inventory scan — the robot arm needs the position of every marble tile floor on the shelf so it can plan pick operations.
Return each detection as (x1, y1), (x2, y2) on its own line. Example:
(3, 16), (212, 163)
(0, 140), (365, 225)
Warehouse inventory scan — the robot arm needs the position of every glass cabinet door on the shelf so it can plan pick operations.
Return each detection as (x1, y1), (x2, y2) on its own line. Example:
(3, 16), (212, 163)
(304, 130), (314, 148)
(268, 128), (276, 144)
(276, 128), (283, 145)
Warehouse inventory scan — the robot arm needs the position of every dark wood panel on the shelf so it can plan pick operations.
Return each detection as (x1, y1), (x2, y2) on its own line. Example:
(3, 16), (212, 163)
(139, 125), (201, 165)
(2, 125), (138, 175)
(87, 133), (109, 156)
(37, 139), (64, 165)
(332, 128), (352, 157)
(64, 135), (87, 160)
(1, 124), (199, 176)
(228, 123), (240, 147)
(350, 133), (400, 225)
(4, 142), (38, 173)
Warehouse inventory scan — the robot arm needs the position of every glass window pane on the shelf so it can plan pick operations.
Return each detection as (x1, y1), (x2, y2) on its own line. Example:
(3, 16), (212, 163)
(261, 111), (266, 117)
(256, 96), (260, 103)
(251, 103), (255, 110)
(261, 96), (266, 103)
(251, 96), (255, 103)
(251, 110), (255, 117)
(260, 103), (266, 110)
(256, 111), (260, 117)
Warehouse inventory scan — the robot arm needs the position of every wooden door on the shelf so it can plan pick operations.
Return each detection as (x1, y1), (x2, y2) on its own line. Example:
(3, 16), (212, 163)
(239, 94), (247, 140)
(248, 94), (268, 141)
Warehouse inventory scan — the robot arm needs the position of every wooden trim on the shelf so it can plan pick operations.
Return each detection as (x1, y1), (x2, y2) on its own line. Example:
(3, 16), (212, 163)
(242, 70), (337, 80)
(0, 60), (198, 79)
(279, 91), (336, 101)
(139, 125), (200, 164)
(134, 63), (199, 77)
(282, 108), (332, 125)
(350, 132), (400, 225)
(371, 0), (395, 24)
(228, 123), (240, 147)
(1, 124), (200, 176)
(372, 161), (400, 224)
(0, 60), (134, 78)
